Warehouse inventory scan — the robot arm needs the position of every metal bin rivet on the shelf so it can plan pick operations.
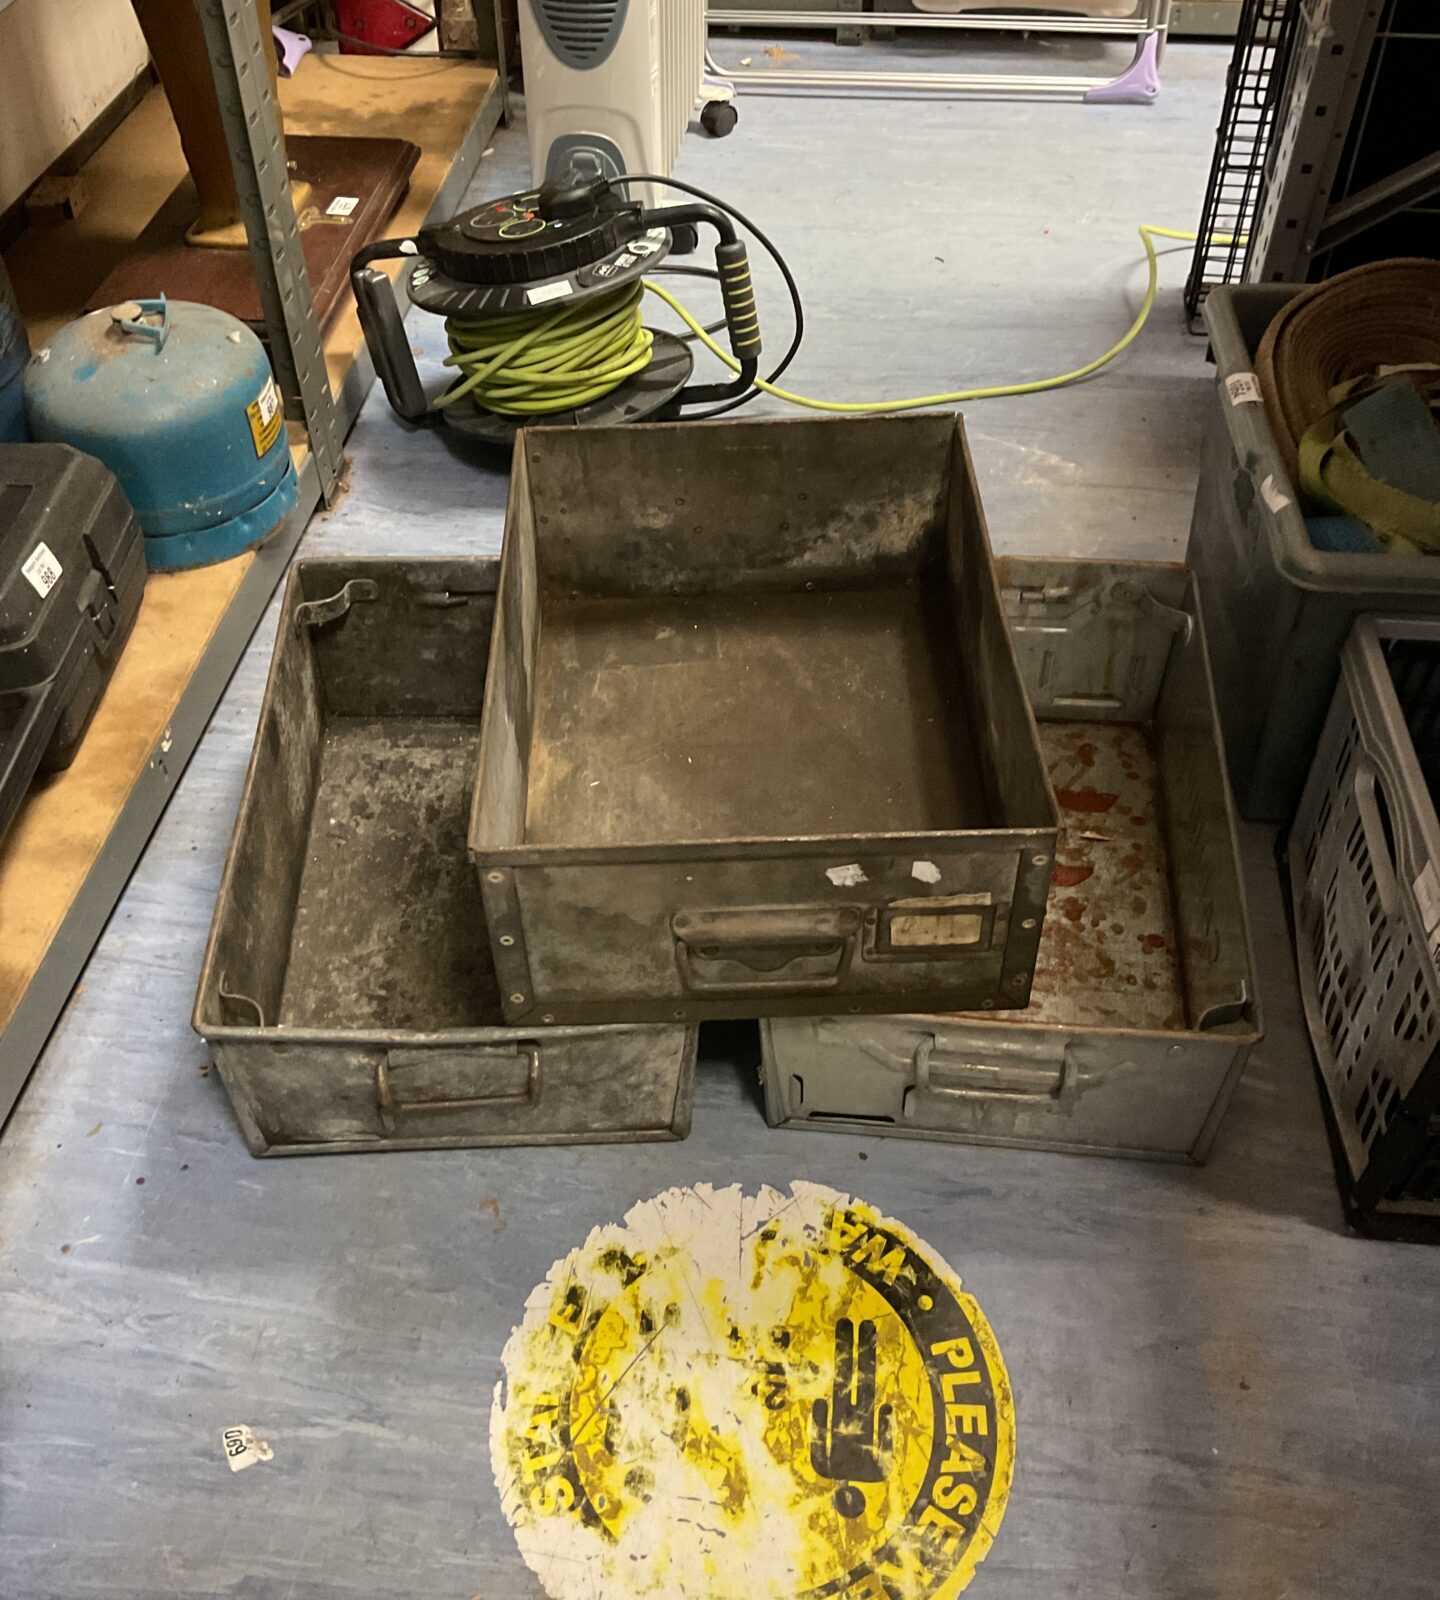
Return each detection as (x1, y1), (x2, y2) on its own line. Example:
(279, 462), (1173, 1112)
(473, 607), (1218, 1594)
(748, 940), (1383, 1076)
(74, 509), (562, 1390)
(499, 935), (515, 947)
(510, 992), (526, 1005)
(487, 871), (504, 883)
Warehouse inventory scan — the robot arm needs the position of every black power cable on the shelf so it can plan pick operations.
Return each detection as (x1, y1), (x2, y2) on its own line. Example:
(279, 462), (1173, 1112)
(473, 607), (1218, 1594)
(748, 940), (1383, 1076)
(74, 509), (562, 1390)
(613, 174), (805, 420)
(651, 264), (727, 341)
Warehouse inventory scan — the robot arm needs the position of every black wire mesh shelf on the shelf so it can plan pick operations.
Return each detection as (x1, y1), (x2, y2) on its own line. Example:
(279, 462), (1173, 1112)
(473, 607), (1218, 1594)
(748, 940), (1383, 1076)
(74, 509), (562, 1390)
(1184, 0), (1302, 326)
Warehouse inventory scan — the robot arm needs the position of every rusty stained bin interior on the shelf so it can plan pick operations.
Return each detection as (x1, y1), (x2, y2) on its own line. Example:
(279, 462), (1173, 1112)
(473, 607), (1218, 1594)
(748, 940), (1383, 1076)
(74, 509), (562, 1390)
(980, 557), (1257, 1040)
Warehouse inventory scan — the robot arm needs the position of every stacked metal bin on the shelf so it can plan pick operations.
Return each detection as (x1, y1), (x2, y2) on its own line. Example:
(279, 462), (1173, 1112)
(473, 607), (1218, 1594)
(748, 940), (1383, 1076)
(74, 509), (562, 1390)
(194, 558), (697, 1155)
(196, 413), (1261, 1164)
(762, 559), (1262, 1162)
(469, 415), (1058, 1025)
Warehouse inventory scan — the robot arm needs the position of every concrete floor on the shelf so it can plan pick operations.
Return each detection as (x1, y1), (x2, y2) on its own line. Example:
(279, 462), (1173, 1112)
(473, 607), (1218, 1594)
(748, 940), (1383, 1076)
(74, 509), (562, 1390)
(3, 37), (1438, 1600)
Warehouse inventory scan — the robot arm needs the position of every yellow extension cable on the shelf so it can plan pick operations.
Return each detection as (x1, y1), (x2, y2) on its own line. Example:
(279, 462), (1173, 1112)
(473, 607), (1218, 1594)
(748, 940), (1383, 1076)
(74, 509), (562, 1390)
(437, 280), (653, 416)
(644, 224), (1227, 413)
(433, 226), (1231, 418)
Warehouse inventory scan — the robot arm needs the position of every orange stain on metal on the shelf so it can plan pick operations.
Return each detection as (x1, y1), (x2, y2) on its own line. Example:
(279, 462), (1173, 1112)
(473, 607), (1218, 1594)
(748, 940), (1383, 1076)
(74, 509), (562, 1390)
(970, 722), (1183, 1031)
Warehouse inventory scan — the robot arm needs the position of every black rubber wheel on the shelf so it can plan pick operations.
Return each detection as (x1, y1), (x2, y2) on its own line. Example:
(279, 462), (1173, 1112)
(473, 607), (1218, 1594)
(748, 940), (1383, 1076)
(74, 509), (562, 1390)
(668, 222), (701, 257)
(700, 100), (739, 138)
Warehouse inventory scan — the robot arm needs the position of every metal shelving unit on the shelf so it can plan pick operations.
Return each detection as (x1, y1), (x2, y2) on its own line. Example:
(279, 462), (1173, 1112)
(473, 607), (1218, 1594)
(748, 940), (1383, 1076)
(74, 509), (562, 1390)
(1249, 0), (1440, 284)
(196, 0), (344, 502)
(706, 3), (1173, 102)
(0, 7), (504, 1130)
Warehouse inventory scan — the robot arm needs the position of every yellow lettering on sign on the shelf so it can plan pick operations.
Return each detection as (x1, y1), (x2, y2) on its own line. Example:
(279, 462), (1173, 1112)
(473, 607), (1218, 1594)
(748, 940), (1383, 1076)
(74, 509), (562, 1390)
(523, 1444), (563, 1480)
(941, 1439), (987, 1475)
(537, 1475), (574, 1515)
(930, 1336), (976, 1368)
(945, 1403), (989, 1437)
(523, 1396), (561, 1440)
(848, 1230), (911, 1287)
(828, 1209), (869, 1250)
(934, 1477), (979, 1515)
(942, 1370), (982, 1401)
(870, 1544), (935, 1595)
(917, 1504), (964, 1557)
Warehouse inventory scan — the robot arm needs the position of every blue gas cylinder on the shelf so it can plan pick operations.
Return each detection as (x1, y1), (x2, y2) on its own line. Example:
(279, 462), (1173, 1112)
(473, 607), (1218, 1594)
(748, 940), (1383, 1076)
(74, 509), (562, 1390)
(23, 296), (297, 571)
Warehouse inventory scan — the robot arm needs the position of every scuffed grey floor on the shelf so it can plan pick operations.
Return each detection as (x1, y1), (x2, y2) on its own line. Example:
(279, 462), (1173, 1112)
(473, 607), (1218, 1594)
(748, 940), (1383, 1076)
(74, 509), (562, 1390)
(3, 38), (1437, 1600)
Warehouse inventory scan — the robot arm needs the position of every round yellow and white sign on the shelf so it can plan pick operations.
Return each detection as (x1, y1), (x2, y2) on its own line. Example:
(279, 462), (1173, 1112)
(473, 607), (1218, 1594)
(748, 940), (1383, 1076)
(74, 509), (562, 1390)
(491, 1181), (1015, 1600)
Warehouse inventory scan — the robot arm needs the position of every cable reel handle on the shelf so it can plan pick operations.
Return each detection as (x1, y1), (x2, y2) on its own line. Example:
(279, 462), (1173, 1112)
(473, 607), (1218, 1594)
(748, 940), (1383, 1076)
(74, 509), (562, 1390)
(637, 200), (763, 359)
(349, 241), (430, 424)
(715, 240), (762, 362)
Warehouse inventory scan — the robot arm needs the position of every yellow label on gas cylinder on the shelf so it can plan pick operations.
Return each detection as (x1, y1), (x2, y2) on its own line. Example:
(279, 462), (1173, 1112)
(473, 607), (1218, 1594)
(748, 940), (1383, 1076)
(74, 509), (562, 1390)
(246, 374), (282, 457)
(491, 1182), (1015, 1600)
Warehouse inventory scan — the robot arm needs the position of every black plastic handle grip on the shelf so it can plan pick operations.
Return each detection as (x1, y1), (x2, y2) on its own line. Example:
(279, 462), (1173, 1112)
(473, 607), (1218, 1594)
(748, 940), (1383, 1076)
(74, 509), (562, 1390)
(715, 240), (762, 361)
(351, 263), (429, 423)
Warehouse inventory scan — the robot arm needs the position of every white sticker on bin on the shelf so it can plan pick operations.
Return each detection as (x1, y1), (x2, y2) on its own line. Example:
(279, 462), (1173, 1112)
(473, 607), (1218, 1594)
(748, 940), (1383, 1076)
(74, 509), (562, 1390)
(1414, 860), (1440, 937)
(21, 542), (62, 598)
(825, 863), (867, 888)
(325, 195), (359, 217)
(1224, 372), (1264, 406)
(222, 1424), (273, 1473)
(527, 280), (574, 306)
(1259, 474), (1292, 513)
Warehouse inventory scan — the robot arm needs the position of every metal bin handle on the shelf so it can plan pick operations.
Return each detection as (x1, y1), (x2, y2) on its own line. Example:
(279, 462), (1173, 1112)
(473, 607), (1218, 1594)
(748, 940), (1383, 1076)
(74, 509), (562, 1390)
(375, 1044), (541, 1133)
(905, 1036), (1077, 1118)
(673, 907), (860, 995)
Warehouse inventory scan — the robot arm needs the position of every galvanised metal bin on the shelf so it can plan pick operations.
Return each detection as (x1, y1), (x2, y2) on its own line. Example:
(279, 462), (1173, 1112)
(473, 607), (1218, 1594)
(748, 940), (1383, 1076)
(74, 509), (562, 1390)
(1188, 284), (1440, 823)
(194, 558), (696, 1155)
(761, 557), (1262, 1162)
(469, 414), (1059, 1026)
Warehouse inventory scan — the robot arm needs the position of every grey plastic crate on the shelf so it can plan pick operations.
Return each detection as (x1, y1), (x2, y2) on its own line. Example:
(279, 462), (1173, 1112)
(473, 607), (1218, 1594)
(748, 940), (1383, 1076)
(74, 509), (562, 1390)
(1187, 284), (1440, 823)
(761, 557), (1261, 1163)
(1289, 615), (1440, 1237)
(194, 558), (696, 1156)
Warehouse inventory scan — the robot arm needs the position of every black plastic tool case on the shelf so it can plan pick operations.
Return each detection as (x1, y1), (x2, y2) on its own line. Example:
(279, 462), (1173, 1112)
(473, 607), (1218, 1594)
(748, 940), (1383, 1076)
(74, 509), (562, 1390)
(1, 444), (147, 839)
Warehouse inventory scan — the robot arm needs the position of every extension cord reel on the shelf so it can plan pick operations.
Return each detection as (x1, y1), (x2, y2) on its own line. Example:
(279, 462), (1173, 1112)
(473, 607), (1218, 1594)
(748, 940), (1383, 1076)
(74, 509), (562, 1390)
(350, 174), (762, 445)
